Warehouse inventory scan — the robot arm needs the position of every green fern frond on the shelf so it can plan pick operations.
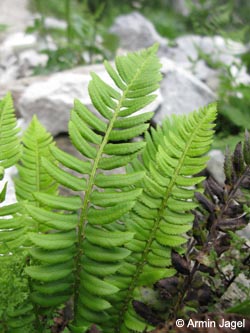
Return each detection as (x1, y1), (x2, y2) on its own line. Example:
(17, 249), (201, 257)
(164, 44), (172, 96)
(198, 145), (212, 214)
(0, 115), (58, 255)
(0, 179), (34, 332)
(14, 115), (58, 204)
(108, 104), (217, 333)
(0, 93), (21, 168)
(1, 116), (62, 318)
(25, 44), (162, 330)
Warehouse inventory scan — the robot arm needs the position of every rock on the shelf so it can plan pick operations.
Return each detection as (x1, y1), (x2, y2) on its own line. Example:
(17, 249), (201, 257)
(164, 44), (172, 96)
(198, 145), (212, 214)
(221, 273), (250, 307)
(0, 167), (17, 206)
(171, 0), (189, 16)
(0, 61), (19, 85)
(1, 32), (37, 53)
(0, 32), (40, 83)
(0, 0), (33, 35)
(43, 17), (67, 30)
(110, 12), (168, 52)
(167, 35), (247, 67)
(153, 57), (215, 123)
(164, 35), (249, 90)
(18, 50), (48, 77)
(207, 150), (225, 184)
(18, 71), (91, 135)
(237, 224), (250, 242)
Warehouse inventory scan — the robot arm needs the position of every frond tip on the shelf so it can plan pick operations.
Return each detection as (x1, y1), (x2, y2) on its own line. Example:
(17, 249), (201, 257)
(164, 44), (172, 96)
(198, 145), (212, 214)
(0, 93), (21, 168)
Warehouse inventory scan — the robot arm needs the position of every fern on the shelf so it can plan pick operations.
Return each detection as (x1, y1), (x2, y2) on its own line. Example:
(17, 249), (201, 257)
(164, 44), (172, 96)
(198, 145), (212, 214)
(0, 93), (21, 168)
(15, 115), (58, 205)
(0, 116), (58, 252)
(24, 44), (162, 331)
(0, 186), (35, 332)
(0, 115), (59, 331)
(105, 104), (217, 332)
(0, 46), (218, 333)
(0, 92), (23, 254)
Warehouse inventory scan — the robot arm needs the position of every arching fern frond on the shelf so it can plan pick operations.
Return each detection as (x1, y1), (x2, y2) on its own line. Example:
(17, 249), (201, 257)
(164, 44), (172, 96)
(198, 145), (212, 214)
(107, 104), (217, 333)
(24, 44), (162, 331)
(0, 93), (21, 168)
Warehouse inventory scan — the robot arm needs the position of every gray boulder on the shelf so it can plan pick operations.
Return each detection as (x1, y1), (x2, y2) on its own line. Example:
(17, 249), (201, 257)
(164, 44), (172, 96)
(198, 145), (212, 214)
(18, 71), (93, 135)
(154, 58), (215, 123)
(110, 12), (168, 52)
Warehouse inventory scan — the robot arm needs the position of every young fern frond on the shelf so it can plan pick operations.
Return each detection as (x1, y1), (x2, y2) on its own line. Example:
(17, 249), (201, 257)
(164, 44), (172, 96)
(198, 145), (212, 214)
(0, 116), (58, 253)
(15, 115), (58, 205)
(0, 115), (59, 331)
(0, 93), (23, 254)
(24, 44), (162, 330)
(0, 93), (21, 168)
(0, 125), (35, 332)
(106, 104), (217, 333)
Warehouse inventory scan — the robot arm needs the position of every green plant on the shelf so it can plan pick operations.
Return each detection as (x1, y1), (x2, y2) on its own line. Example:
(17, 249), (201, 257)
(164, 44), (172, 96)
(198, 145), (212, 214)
(187, 36), (250, 150)
(132, 133), (250, 332)
(185, 0), (250, 43)
(0, 253), (35, 333)
(108, 104), (217, 332)
(211, 65), (250, 150)
(0, 93), (21, 168)
(0, 45), (221, 332)
(28, 0), (118, 74)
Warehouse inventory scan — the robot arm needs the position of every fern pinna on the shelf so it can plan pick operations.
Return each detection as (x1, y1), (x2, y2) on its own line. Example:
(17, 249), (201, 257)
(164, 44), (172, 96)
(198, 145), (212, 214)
(24, 44), (162, 331)
(105, 104), (217, 332)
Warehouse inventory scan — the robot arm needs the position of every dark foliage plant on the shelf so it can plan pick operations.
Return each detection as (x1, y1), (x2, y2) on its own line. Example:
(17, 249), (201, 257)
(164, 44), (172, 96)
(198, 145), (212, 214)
(0, 44), (248, 333)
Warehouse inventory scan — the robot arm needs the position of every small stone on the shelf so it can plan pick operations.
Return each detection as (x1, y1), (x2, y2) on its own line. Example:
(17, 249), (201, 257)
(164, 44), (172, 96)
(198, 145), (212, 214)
(207, 150), (225, 184)
(0, 166), (18, 206)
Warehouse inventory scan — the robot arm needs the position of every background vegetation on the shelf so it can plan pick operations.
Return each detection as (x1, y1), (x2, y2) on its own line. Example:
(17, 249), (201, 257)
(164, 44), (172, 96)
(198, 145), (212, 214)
(28, 0), (250, 149)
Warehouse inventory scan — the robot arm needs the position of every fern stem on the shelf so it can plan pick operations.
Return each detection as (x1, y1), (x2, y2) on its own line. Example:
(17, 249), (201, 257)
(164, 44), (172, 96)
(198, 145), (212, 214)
(115, 113), (210, 332)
